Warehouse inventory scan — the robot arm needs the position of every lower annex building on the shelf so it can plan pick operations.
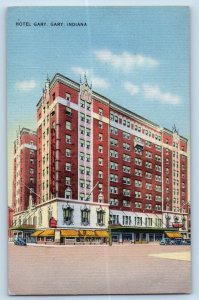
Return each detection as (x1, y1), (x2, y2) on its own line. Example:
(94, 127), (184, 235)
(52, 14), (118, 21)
(11, 73), (190, 244)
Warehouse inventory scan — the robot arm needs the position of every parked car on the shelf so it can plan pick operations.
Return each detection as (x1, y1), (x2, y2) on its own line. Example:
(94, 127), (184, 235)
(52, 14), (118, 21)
(14, 237), (27, 246)
(160, 238), (174, 245)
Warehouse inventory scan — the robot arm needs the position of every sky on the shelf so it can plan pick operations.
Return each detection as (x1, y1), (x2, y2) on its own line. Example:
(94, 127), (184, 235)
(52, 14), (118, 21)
(7, 6), (190, 205)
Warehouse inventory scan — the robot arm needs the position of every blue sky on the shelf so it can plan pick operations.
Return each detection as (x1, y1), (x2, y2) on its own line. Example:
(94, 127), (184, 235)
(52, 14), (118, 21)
(7, 6), (190, 204)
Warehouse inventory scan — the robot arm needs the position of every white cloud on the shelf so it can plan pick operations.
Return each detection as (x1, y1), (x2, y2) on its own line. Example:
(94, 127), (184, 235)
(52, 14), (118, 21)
(92, 76), (110, 89)
(123, 81), (140, 96)
(71, 66), (109, 89)
(71, 66), (91, 77)
(143, 84), (180, 105)
(94, 49), (159, 72)
(15, 80), (37, 91)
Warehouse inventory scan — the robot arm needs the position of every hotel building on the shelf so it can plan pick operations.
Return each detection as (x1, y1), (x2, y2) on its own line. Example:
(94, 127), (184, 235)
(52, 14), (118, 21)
(11, 74), (189, 243)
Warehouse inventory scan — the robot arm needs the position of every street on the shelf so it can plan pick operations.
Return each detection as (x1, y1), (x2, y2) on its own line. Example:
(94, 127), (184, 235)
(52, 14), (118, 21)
(8, 243), (191, 295)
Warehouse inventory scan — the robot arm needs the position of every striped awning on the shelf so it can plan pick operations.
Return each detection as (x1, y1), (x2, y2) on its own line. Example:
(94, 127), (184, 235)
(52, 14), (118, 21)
(39, 229), (55, 237)
(31, 230), (44, 237)
(61, 230), (79, 237)
(95, 230), (109, 238)
(85, 230), (96, 237)
(165, 231), (182, 238)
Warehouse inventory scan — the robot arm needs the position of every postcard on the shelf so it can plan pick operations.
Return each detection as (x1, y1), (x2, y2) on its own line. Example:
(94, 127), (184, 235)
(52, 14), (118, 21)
(7, 6), (191, 295)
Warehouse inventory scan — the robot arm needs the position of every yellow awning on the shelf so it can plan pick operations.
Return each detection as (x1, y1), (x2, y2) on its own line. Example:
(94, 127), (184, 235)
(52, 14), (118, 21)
(95, 230), (109, 238)
(79, 230), (95, 237)
(85, 230), (96, 237)
(31, 230), (44, 237)
(61, 230), (79, 237)
(39, 229), (55, 237)
(165, 232), (182, 238)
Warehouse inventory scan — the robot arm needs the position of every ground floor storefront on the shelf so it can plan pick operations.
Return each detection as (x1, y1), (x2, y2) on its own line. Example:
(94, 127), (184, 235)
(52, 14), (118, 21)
(32, 228), (109, 245)
(110, 226), (184, 244)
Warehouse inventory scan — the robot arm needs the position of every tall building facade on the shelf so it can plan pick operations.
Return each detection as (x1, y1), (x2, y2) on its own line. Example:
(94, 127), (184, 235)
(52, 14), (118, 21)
(12, 74), (189, 243)
(12, 128), (37, 213)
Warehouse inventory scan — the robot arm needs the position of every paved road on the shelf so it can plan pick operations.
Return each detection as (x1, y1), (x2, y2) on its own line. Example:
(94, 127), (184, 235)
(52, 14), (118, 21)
(8, 243), (191, 295)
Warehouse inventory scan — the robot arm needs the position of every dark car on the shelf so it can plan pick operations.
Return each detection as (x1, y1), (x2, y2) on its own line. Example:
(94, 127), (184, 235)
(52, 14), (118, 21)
(174, 239), (183, 245)
(14, 237), (27, 246)
(160, 238), (174, 245)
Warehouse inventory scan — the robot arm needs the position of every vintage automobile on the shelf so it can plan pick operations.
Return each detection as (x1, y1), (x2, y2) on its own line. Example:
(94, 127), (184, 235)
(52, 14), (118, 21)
(160, 238), (175, 245)
(14, 237), (27, 246)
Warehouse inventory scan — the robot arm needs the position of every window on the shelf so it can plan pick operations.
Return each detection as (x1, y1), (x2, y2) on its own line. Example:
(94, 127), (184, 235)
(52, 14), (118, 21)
(65, 177), (71, 185)
(66, 93), (71, 101)
(109, 198), (119, 206)
(123, 154), (131, 162)
(86, 141), (91, 149)
(86, 115), (91, 124)
(30, 177), (34, 184)
(97, 209), (105, 225)
(123, 132), (130, 140)
(110, 186), (118, 194)
(146, 193), (152, 200)
(145, 151), (152, 158)
(30, 158), (34, 164)
(145, 161), (152, 169)
(110, 174), (118, 182)
(145, 217), (153, 226)
(155, 185), (161, 192)
(110, 214), (119, 225)
(30, 149), (34, 155)
(135, 158), (142, 166)
(155, 205), (162, 211)
(135, 169), (142, 177)
(110, 127), (118, 135)
(123, 165), (130, 173)
(81, 208), (90, 225)
(155, 195), (162, 202)
(155, 165), (161, 172)
(98, 158), (103, 166)
(80, 179), (85, 188)
(134, 179), (142, 189)
(98, 171), (103, 179)
(98, 121), (103, 129)
(65, 163), (71, 171)
(30, 168), (34, 174)
(123, 215), (131, 225)
(110, 161), (118, 170)
(135, 191), (142, 198)
(123, 143), (130, 151)
(80, 113), (85, 122)
(86, 128), (91, 137)
(86, 167), (91, 176)
(145, 204), (152, 210)
(86, 154), (90, 162)
(63, 207), (73, 225)
(123, 200), (130, 207)
(66, 121), (71, 130)
(110, 138), (118, 147)
(123, 177), (131, 185)
(80, 99), (85, 108)
(66, 107), (72, 116)
(110, 150), (118, 158)
(66, 135), (71, 144)
(145, 172), (152, 179)
(135, 217), (142, 226)
(80, 166), (85, 175)
(66, 148), (71, 157)
(145, 183), (152, 190)
(99, 108), (103, 116)
(99, 133), (103, 141)
(98, 145), (103, 153)
(123, 189), (130, 197)
(80, 126), (85, 135)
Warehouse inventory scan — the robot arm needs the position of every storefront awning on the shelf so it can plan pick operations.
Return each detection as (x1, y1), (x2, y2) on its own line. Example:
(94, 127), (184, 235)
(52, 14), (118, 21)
(61, 230), (79, 237)
(85, 230), (96, 237)
(165, 231), (182, 238)
(95, 230), (109, 238)
(39, 229), (55, 237)
(31, 230), (44, 237)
